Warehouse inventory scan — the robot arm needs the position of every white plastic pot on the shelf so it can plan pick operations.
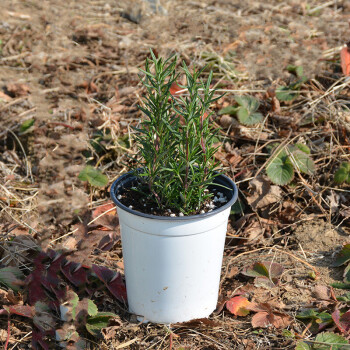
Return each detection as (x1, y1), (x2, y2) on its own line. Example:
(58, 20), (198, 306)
(110, 171), (238, 324)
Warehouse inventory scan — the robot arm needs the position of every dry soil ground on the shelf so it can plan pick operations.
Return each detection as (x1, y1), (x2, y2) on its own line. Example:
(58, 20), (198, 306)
(0, 0), (350, 349)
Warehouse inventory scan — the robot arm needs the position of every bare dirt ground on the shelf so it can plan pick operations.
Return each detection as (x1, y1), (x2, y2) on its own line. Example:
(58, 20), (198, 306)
(1, 0), (350, 349)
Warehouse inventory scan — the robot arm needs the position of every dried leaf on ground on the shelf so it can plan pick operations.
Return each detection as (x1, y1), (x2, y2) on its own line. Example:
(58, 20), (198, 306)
(326, 191), (340, 213)
(101, 317), (122, 341)
(246, 176), (282, 210)
(226, 296), (251, 316)
(314, 285), (334, 301)
(220, 115), (238, 129)
(0, 288), (22, 305)
(92, 202), (119, 231)
(69, 223), (120, 264)
(0, 90), (12, 102)
(6, 83), (30, 97)
(239, 125), (269, 141)
(247, 302), (292, 329)
(62, 237), (78, 251)
(241, 220), (265, 243)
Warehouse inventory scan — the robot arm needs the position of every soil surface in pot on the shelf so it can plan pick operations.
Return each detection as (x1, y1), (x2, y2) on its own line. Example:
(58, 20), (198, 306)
(119, 183), (228, 217)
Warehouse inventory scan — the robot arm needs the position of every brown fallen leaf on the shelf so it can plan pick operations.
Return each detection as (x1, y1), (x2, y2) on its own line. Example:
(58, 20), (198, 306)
(326, 191), (340, 213)
(220, 115), (238, 129)
(239, 125), (269, 141)
(92, 202), (118, 227)
(101, 317), (122, 341)
(246, 176), (282, 210)
(68, 224), (120, 264)
(0, 289), (23, 306)
(247, 302), (292, 329)
(62, 236), (78, 251)
(314, 285), (336, 301)
(0, 90), (12, 102)
(6, 83), (30, 97)
(242, 220), (265, 243)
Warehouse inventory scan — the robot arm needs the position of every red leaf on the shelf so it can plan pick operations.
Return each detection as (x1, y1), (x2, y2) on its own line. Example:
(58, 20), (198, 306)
(226, 296), (251, 316)
(341, 43), (350, 76)
(340, 310), (350, 333)
(332, 309), (350, 334)
(7, 305), (34, 318)
(169, 82), (186, 96)
(32, 329), (50, 350)
(26, 252), (48, 305)
(97, 231), (118, 251)
(92, 265), (127, 303)
(43, 251), (66, 300)
(61, 261), (88, 288)
(92, 202), (116, 218)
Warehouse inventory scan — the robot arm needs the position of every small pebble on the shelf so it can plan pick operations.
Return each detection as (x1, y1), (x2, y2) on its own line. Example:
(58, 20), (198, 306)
(179, 212), (184, 217)
(117, 194), (122, 200)
(167, 209), (172, 213)
(129, 205), (133, 209)
(143, 204), (146, 207)
(170, 213), (176, 217)
(214, 196), (218, 202)
(200, 210), (205, 214)
(208, 209), (213, 212)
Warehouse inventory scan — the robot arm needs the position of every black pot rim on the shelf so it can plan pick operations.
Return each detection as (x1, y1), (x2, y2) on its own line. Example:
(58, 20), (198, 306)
(110, 170), (238, 221)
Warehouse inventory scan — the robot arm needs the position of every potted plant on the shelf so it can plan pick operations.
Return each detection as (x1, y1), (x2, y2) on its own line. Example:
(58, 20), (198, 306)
(110, 50), (238, 323)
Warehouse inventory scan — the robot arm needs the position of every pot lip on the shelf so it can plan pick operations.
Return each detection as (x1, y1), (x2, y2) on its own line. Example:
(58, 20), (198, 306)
(110, 170), (238, 221)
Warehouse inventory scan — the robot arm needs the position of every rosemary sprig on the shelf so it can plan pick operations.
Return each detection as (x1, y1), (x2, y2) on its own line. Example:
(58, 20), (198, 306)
(133, 50), (222, 215)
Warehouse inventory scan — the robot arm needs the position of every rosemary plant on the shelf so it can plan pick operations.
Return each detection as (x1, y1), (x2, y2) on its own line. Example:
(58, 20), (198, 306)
(134, 50), (222, 215)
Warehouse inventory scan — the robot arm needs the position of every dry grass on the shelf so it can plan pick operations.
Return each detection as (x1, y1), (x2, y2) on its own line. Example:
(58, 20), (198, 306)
(0, 0), (350, 349)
